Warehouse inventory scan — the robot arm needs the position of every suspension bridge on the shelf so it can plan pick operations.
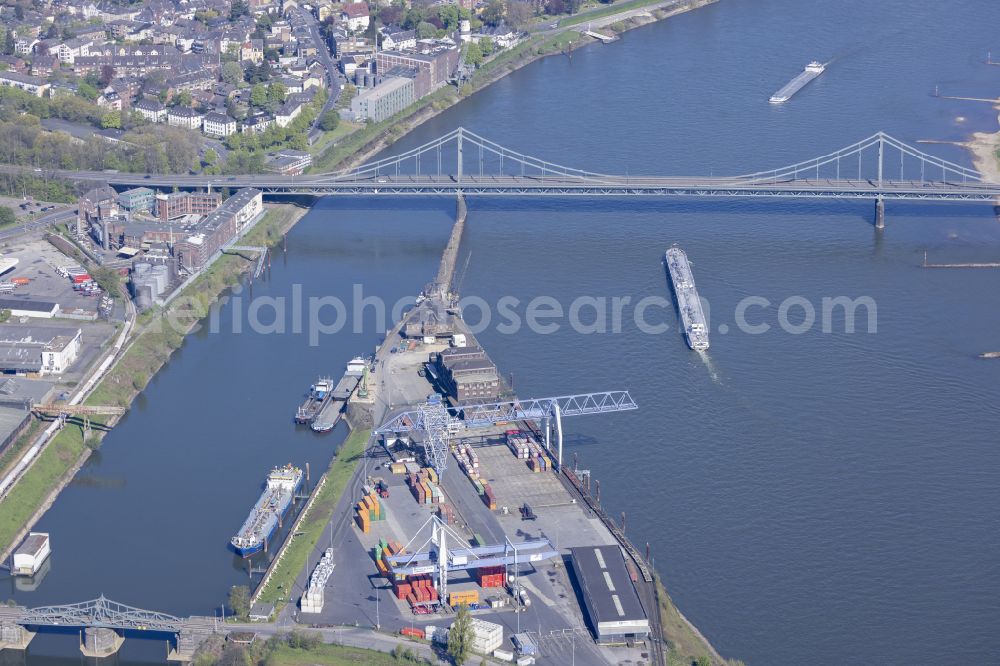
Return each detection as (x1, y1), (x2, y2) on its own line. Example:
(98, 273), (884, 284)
(15, 127), (999, 225)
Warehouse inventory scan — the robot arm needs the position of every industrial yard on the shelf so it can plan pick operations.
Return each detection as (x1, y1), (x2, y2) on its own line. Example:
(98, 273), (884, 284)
(282, 308), (657, 666)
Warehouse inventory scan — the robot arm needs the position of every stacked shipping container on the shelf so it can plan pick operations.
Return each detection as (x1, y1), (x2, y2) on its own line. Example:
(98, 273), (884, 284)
(407, 468), (443, 505)
(476, 565), (506, 588)
(354, 491), (386, 533)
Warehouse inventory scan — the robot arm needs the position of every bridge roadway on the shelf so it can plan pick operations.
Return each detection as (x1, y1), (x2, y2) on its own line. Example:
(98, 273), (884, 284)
(7, 161), (1000, 200)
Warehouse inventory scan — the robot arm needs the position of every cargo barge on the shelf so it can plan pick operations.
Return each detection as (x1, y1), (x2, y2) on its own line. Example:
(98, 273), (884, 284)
(769, 61), (825, 103)
(665, 245), (710, 351)
(231, 465), (303, 557)
(295, 378), (333, 424)
(13, 532), (50, 576)
(310, 357), (367, 432)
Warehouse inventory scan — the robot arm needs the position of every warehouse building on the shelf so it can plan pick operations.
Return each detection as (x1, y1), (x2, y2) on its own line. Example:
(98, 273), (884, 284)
(0, 298), (60, 319)
(569, 545), (650, 645)
(0, 325), (82, 375)
(350, 76), (415, 123)
(430, 345), (500, 402)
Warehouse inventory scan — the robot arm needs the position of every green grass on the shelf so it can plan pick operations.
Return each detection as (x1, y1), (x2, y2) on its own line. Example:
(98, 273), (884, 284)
(557, 0), (667, 27)
(266, 642), (417, 666)
(309, 121), (362, 158)
(255, 428), (372, 607)
(0, 425), (87, 552)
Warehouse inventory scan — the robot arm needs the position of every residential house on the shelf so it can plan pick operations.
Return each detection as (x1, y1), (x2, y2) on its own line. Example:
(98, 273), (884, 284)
(133, 98), (167, 123)
(166, 106), (204, 130)
(274, 100), (304, 128)
(0, 71), (50, 97)
(341, 2), (370, 33)
(202, 111), (237, 137)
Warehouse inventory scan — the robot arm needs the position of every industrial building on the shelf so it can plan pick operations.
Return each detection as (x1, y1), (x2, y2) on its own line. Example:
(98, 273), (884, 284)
(350, 76), (415, 123)
(375, 46), (459, 99)
(569, 545), (650, 645)
(0, 325), (82, 375)
(13, 533), (50, 576)
(0, 298), (60, 319)
(117, 187), (155, 213)
(430, 345), (500, 402)
(174, 189), (262, 271)
(155, 191), (222, 221)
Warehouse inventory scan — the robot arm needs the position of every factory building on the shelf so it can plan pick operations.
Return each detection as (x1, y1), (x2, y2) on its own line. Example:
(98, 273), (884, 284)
(569, 545), (650, 645)
(155, 191), (222, 221)
(117, 187), (155, 213)
(430, 345), (500, 402)
(0, 325), (82, 375)
(174, 189), (262, 271)
(350, 76), (415, 123)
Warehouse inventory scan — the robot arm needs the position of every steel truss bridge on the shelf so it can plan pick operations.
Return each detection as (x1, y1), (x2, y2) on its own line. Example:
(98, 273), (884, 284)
(14, 595), (182, 632)
(55, 127), (1000, 212)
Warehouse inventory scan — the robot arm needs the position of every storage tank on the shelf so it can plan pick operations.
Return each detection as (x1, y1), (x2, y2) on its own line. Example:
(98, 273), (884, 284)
(133, 262), (151, 276)
(151, 264), (169, 295)
(135, 281), (154, 310)
(363, 71), (372, 88)
(355, 69), (365, 86)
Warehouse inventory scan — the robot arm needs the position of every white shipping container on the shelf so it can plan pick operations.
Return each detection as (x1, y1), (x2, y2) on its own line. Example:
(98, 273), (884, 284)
(457, 618), (503, 655)
(493, 648), (515, 662)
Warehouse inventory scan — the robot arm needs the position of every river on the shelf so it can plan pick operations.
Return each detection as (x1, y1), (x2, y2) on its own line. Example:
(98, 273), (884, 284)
(8, 0), (1000, 664)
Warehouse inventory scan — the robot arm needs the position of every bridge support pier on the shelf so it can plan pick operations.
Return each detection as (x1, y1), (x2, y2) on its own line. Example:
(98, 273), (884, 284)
(80, 627), (124, 657)
(875, 197), (885, 229)
(167, 630), (206, 662)
(0, 623), (35, 651)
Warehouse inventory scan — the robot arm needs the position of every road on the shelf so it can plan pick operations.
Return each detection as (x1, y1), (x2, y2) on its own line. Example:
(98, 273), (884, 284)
(0, 207), (75, 242)
(287, 7), (343, 143)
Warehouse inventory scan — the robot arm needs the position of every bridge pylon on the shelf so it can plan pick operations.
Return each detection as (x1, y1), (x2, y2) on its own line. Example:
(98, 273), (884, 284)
(875, 196), (885, 230)
(0, 622), (35, 651)
(80, 626), (125, 657)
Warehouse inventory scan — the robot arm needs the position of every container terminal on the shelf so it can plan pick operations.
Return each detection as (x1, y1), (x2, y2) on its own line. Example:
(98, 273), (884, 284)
(665, 245), (710, 351)
(244, 197), (710, 666)
(769, 60), (826, 103)
(230, 465), (303, 558)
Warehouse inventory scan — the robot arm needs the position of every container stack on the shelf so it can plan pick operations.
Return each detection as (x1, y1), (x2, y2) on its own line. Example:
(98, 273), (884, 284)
(373, 538), (404, 578)
(476, 565), (506, 588)
(408, 468), (442, 505)
(505, 430), (531, 459)
(437, 503), (456, 525)
(481, 482), (496, 510)
(455, 444), (480, 479)
(448, 589), (480, 607)
(390, 461), (407, 475)
(463, 618), (504, 654)
(394, 574), (439, 607)
(355, 492), (386, 533)
(400, 627), (425, 639)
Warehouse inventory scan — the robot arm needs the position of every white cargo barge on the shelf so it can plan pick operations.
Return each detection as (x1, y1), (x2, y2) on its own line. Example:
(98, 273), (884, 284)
(769, 61), (825, 103)
(13, 532), (50, 576)
(664, 246), (709, 351)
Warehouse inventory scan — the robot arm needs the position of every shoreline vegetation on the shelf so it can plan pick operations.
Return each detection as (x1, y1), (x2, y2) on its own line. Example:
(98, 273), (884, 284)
(0, 204), (306, 561)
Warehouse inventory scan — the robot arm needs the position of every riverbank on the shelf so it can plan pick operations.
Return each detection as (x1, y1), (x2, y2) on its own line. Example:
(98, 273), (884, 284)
(966, 108), (1000, 183)
(311, 0), (717, 173)
(0, 203), (307, 560)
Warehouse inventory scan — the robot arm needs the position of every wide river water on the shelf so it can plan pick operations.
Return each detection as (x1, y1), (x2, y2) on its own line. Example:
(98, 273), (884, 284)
(7, 1), (1000, 664)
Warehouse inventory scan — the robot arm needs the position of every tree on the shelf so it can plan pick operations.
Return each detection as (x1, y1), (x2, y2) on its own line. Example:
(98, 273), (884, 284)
(437, 4), (460, 30)
(464, 41), (483, 67)
(174, 90), (192, 107)
(482, 0), (506, 27)
(203, 148), (218, 166)
(318, 110), (339, 132)
(250, 83), (267, 108)
(0, 206), (15, 228)
(695, 657), (711, 666)
(416, 21), (437, 39)
(221, 61), (245, 86)
(448, 604), (474, 665)
(101, 111), (121, 129)
(479, 36), (495, 56)
(506, 0), (532, 29)
(230, 0), (249, 20)
(99, 64), (115, 87)
(228, 585), (251, 619)
(266, 81), (287, 104)
(77, 82), (98, 101)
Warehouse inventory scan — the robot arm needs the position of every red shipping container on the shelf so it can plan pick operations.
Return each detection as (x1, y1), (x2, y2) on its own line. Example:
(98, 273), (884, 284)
(407, 592), (417, 604)
(401, 627), (425, 639)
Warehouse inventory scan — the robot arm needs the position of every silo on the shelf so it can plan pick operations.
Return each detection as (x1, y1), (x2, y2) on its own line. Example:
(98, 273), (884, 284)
(151, 265), (169, 296)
